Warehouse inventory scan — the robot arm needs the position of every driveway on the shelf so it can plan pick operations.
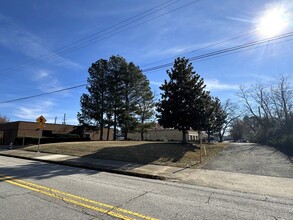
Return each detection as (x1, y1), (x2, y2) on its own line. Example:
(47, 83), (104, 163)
(202, 143), (293, 178)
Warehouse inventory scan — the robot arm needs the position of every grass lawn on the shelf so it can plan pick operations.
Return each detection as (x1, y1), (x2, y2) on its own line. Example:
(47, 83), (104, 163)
(24, 141), (228, 168)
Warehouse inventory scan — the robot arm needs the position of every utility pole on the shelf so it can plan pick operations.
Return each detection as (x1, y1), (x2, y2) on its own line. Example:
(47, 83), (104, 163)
(63, 113), (66, 125)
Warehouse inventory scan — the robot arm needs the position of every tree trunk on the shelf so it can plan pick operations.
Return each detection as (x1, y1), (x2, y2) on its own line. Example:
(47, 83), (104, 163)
(182, 129), (187, 144)
(99, 124), (103, 141)
(107, 124), (110, 141)
(124, 128), (128, 140)
(218, 131), (223, 142)
(100, 91), (104, 140)
(207, 130), (211, 143)
(140, 118), (144, 141)
(113, 107), (117, 140)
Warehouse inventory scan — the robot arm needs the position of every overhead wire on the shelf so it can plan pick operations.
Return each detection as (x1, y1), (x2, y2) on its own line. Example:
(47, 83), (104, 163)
(1, 31), (293, 104)
(0, 0), (199, 80)
(0, 0), (180, 76)
(141, 30), (257, 68)
(189, 37), (293, 63)
(142, 31), (293, 72)
(0, 84), (87, 104)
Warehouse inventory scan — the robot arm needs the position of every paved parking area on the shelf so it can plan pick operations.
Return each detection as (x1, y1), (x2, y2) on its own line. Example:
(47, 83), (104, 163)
(202, 143), (293, 178)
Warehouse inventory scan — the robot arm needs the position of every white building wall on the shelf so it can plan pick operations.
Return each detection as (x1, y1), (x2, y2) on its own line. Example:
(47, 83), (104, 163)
(128, 129), (199, 141)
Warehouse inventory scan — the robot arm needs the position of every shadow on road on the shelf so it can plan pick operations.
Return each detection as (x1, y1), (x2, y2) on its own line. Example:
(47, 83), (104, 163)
(270, 144), (293, 163)
(0, 158), (99, 180)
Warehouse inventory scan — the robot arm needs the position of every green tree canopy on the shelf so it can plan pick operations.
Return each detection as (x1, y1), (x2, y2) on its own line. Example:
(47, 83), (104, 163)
(204, 97), (227, 142)
(156, 57), (209, 144)
(78, 55), (154, 140)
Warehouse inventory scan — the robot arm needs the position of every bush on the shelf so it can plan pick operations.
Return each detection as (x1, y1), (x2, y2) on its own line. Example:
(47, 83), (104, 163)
(268, 134), (293, 156)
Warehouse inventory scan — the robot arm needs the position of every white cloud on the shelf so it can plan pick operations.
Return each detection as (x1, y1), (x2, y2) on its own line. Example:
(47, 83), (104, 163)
(150, 79), (238, 91)
(33, 69), (50, 81)
(64, 118), (79, 125)
(205, 79), (239, 91)
(150, 81), (162, 86)
(0, 13), (82, 69)
(143, 39), (242, 61)
(32, 69), (70, 96)
(13, 101), (55, 120)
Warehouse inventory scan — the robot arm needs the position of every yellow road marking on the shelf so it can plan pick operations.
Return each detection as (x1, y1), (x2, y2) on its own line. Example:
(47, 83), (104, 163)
(4, 179), (135, 220)
(0, 174), (158, 220)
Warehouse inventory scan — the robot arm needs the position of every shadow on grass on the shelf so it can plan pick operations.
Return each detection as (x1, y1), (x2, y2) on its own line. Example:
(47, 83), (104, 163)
(81, 142), (196, 165)
(0, 142), (197, 181)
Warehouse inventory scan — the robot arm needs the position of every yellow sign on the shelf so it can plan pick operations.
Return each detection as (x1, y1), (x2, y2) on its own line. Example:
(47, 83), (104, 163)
(36, 115), (47, 129)
(36, 115), (47, 124)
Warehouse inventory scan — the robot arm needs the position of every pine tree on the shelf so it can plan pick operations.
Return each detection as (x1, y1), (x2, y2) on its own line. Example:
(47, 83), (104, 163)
(107, 55), (126, 140)
(157, 57), (208, 144)
(136, 77), (155, 140)
(205, 97), (227, 142)
(78, 59), (109, 140)
(78, 55), (155, 141)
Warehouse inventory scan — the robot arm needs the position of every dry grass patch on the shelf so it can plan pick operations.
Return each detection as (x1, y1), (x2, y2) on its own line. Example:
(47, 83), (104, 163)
(24, 141), (228, 168)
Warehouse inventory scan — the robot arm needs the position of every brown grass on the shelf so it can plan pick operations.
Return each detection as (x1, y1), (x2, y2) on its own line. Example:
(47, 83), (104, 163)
(24, 141), (228, 168)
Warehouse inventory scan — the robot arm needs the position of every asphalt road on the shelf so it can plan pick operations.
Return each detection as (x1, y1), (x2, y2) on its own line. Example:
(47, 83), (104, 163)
(1, 156), (293, 220)
(203, 143), (293, 178)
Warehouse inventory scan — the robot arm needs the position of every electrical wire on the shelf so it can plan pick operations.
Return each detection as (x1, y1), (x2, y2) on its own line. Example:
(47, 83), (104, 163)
(142, 31), (293, 72)
(0, 0), (180, 76)
(0, 84), (87, 104)
(1, 31), (292, 104)
(141, 30), (257, 68)
(0, 0), (199, 80)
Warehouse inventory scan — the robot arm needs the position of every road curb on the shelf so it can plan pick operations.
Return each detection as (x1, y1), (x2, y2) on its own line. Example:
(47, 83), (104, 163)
(0, 152), (167, 181)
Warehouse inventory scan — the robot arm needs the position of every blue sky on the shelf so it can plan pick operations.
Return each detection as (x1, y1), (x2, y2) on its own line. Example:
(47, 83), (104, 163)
(0, 0), (292, 125)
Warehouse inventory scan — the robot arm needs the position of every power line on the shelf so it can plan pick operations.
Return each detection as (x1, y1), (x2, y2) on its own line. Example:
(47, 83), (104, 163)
(0, 84), (87, 104)
(142, 31), (293, 72)
(1, 31), (292, 104)
(0, 0), (180, 76)
(0, 0), (199, 80)
(191, 37), (293, 63)
(141, 30), (257, 68)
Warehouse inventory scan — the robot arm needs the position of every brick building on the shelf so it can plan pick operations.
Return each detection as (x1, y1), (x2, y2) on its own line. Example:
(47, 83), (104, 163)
(0, 121), (113, 145)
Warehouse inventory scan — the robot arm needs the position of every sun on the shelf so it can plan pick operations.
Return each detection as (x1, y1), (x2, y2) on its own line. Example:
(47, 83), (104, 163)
(257, 7), (289, 37)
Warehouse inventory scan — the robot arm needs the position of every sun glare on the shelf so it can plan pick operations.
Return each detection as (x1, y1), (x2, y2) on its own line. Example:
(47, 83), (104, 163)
(257, 7), (289, 37)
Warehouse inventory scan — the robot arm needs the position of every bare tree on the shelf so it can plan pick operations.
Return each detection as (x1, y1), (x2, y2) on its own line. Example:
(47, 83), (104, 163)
(238, 74), (292, 143)
(218, 99), (241, 142)
(270, 75), (293, 133)
(0, 115), (9, 124)
(230, 119), (245, 141)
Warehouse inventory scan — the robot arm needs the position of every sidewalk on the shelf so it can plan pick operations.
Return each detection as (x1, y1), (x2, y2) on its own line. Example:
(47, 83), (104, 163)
(1, 148), (293, 199)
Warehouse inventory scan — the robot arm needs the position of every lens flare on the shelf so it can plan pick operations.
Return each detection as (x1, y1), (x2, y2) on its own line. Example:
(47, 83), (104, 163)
(257, 7), (290, 37)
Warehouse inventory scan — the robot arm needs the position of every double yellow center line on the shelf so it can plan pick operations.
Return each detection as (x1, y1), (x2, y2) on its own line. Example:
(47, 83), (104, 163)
(0, 174), (158, 220)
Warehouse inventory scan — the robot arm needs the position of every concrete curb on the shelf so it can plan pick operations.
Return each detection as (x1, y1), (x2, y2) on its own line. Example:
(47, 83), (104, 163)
(0, 152), (166, 181)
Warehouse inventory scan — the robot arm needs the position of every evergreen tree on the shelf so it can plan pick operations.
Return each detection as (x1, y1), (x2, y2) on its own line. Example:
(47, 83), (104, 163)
(78, 55), (155, 141)
(119, 62), (142, 139)
(205, 97), (227, 142)
(107, 55), (126, 140)
(136, 77), (155, 140)
(157, 57), (208, 144)
(78, 59), (109, 140)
